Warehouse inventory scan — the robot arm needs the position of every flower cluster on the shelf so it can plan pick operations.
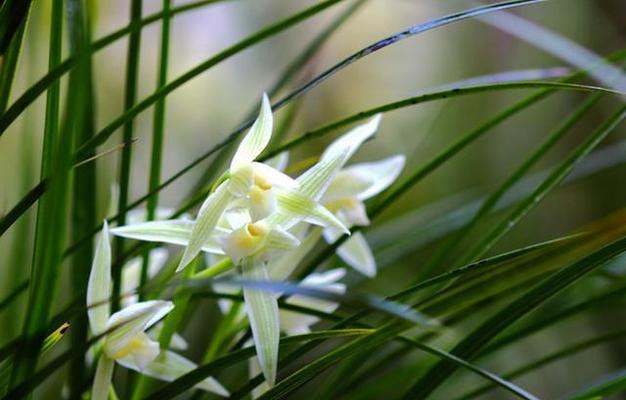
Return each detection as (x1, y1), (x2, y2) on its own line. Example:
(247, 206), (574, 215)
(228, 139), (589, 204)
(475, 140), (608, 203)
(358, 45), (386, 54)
(86, 94), (405, 397)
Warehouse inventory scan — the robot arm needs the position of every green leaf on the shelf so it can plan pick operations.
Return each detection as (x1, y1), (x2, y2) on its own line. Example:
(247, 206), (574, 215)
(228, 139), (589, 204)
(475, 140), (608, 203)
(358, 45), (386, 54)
(424, 90), (605, 276)
(463, 105), (626, 262)
(0, 0), (32, 55)
(566, 368), (626, 400)
(457, 328), (626, 400)
(142, 329), (373, 400)
(403, 230), (626, 397)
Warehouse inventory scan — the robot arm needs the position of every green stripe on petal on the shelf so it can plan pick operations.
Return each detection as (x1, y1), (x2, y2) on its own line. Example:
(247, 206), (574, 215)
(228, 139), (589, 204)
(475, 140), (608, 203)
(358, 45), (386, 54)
(242, 260), (280, 387)
(92, 356), (115, 400)
(274, 187), (349, 233)
(178, 182), (232, 271)
(111, 220), (225, 254)
(295, 115), (381, 203)
(296, 148), (347, 201)
(87, 221), (112, 335)
(231, 93), (273, 170)
(265, 227), (301, 253)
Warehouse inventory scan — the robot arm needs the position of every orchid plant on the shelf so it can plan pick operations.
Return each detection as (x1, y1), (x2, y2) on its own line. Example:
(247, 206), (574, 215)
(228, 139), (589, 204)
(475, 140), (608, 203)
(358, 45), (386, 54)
(107, 94), (404, 389)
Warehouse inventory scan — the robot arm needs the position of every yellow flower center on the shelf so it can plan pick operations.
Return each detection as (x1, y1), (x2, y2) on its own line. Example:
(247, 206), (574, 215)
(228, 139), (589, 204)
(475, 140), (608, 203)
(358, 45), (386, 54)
(108, 334), (145, 360)
(254, 174), (272, 191)
(247, 222), (268, 237)
(231, 222), (269, 254)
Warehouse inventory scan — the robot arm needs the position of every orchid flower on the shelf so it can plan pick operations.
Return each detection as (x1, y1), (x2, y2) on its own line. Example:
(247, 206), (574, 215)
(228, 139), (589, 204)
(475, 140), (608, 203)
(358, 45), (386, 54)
(87, 223), (228, 399)
(108, 100), (383, 386)
(175, 93), (334, 272)
(321, 155), (406, 277)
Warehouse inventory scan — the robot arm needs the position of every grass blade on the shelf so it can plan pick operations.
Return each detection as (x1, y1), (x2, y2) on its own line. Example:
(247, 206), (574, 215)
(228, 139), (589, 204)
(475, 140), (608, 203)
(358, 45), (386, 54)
(8, 0), (67, 387)
(0, 0), (231, 136)
(67, 0), (97, 395)
(462, 106), (626, 263)
(424, 91), (605, 275)
(403, 180), (626, 398)
(457, 329), (626, 400)
(141, 0), (172, 299)
(0, 17), (25, 113)
(111, 0), (143, 312)
(0, 0), (32, 55)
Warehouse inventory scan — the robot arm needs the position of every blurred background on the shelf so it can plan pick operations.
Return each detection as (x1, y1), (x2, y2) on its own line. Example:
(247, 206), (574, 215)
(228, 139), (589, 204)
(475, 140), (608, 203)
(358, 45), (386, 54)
(1, 0), (626, 398)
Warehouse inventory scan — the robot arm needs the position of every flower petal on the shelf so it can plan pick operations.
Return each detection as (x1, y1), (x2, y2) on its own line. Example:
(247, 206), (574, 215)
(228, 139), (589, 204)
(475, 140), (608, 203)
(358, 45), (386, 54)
(220, 223), (267, 264)
(104, 300), (174, 358)
(224, 207), (252, 230)
(178, 182), (232, 271)
(321, 114), (382, 163)
(115, 331), (161, 370)
(242, 260), (280, 386)
(273, 187), (349, 233)
(252, 162), (298, 188)
(120, 350), (230, 397)
(295, 115), (381, 203)
(342, 155), (406, 201)
(92, 356), (115, 400)
(336, 231), (377, 277)
(111, 220), (226, 254)
(264, 227), (301, 254)
(322, 174), (373, 204)
(338, 201), (370, 227)
(228, 163), (255, 197)
(265, 151), (289, 172)
(169, 333), (189, 351)
(87, 222), (111, 335)
(231, 93), (273, 170)
(247, 186), (277, 222)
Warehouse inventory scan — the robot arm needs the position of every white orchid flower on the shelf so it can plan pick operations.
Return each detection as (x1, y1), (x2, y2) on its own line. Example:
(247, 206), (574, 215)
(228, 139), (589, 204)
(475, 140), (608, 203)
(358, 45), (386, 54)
(174, 93), (347, 272)
(321, 155), (406, 277)
(108, 104), (383, 387)
(87, 223), (228, 400)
